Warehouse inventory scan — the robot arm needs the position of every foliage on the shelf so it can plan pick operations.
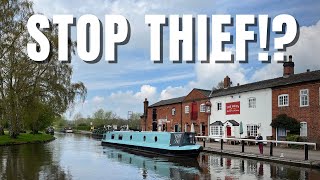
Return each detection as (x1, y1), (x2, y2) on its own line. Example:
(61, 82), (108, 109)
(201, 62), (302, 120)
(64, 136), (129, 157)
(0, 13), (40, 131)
(128, 113), (142, 130)
(0, 132), (54, 145)
(72, 109), (142, 131)
(286, 134), (303, 149)
(270, 114), (300, 135)
(53, 116), (68, 128)
(0, 0), (86, 138)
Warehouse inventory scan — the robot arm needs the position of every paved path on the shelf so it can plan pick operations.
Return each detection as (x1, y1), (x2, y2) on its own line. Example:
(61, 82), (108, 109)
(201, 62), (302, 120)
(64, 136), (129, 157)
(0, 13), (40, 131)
(198, 142), (320, 168)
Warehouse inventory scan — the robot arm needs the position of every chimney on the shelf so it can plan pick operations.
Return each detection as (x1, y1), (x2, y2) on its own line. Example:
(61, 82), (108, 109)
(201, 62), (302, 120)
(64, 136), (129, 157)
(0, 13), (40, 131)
(224, 76), (231, 88)
(306, 69), (310, 72)
(143, 98), (149, 131)
(283, 55), (295, 76)
(143, 98), (148, 117)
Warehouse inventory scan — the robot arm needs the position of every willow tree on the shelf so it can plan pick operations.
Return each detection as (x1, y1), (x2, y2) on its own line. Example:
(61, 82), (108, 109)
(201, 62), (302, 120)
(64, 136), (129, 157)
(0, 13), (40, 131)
(0, 0), (86, 137)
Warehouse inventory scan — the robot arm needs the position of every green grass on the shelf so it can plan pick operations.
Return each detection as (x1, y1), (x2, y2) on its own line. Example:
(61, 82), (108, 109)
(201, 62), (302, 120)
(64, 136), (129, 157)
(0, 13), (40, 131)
(0, 132), (55, 146)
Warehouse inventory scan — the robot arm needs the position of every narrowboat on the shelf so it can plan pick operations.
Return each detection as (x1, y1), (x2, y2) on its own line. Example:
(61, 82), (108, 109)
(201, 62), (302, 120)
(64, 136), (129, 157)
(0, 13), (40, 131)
(101, 131), (202, 158)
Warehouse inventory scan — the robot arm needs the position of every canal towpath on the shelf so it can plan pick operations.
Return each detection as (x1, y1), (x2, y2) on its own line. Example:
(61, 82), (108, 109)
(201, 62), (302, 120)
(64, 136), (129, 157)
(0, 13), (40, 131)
(199, 142), (320, 168)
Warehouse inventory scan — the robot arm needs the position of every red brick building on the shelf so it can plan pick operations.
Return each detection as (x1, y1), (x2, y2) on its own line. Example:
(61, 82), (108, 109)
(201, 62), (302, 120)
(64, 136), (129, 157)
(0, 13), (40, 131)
(141, 89), (211, 135)
(182, 89), (211, 136)
(142, 96), (185, 132)
(271, 58), (320, 144)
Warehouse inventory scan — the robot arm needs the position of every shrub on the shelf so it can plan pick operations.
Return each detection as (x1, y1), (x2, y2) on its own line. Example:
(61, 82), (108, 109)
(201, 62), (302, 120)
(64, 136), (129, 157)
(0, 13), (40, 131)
(271, 114), (300, 135)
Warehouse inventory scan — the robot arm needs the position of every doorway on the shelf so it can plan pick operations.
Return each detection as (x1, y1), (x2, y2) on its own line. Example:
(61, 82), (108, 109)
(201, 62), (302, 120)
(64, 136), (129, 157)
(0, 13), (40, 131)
(202, 124), (206, 135)
(226, 126), (231, 137)
(174, 124), (179, 132)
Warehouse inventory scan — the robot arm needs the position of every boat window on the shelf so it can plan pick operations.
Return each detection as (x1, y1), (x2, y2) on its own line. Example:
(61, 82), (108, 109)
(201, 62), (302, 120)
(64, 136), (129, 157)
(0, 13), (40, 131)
(130, 135), (132, 140)
(170, 133), (183, 146)
(181, 133), (196, 145)
(119, 134), (123, 140)
(111, 134), (115, 139)
(143, 136), (146, 141)
(103, 135), (106, 139)
(154, 136), (158, 142)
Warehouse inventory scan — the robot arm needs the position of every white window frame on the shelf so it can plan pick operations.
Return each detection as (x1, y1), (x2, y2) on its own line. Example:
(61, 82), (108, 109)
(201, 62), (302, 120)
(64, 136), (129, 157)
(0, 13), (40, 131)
(200, 104), (206, 112)
(171, 108), (176, 116)
(300, 122), (307, 137)
(185, 106), (189, 114)
(248, 97), (256, 108)
(300, 89), (309, 107)
(247, 124), (258, 137)
(278, 94), (289, 107)
(210, 125), (223, 136)
(217, 102), (222, 111)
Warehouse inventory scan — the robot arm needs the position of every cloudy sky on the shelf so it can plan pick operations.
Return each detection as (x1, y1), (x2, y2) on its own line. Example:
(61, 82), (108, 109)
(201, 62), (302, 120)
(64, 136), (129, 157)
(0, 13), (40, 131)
(31, 0), (320, 119)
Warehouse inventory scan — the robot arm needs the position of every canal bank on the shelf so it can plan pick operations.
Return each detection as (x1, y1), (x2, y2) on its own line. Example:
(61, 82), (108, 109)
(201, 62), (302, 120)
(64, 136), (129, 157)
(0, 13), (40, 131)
(0, 133), (55, 146)
(200, 142), (320, 169)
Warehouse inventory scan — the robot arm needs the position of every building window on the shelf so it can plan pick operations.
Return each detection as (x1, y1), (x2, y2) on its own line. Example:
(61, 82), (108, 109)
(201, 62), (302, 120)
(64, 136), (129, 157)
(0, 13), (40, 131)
(185, 106), (189, 114)
(211, 126), (223, 136)
(300, 89), (309, 107)
(300, 122), (307, 137)
(277, 128), (286, 137)
(247, 125), (258, 137)
(200, 104), (206, 112)
(217, 102), (222, 111)
(278, 94), (289, 107)
(248, 97), (256, 108)
(172, 108), (176, 115)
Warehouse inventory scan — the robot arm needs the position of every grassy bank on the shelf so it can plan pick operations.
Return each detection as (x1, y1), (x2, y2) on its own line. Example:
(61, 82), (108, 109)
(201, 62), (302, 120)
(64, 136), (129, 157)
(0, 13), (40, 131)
(0, 132), (55, 146)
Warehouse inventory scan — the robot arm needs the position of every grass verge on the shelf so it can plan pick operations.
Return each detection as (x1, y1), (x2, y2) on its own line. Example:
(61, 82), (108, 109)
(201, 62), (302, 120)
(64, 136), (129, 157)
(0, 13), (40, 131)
(0, 132), (55, 146)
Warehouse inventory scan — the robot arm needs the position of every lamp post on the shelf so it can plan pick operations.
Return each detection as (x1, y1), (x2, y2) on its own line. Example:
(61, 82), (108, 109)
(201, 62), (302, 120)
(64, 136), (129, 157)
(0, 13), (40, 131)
(205, 100), (212, 136)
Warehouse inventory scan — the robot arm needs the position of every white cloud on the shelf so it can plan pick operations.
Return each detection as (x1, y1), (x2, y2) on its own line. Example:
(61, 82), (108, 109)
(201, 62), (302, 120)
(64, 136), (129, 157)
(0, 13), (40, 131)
(160, 86), (190, 100)
(85, 72), (194, 90)
(92, 96), (105, 104)
(189, 54), (248, 90)
(251, 20), (320, 82)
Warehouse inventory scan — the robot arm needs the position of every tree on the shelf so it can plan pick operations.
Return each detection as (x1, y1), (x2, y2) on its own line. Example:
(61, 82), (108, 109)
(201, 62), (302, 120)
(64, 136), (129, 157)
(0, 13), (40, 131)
(128, 113), (142, 130)
(0, 0), (86, 138)
(270, 114), (300, 135)
(211, 81), (224, 91)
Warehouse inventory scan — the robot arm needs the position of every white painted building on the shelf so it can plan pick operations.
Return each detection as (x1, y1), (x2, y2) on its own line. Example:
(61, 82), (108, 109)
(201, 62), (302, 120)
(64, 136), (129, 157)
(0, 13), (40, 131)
(209, 77), (273, 141)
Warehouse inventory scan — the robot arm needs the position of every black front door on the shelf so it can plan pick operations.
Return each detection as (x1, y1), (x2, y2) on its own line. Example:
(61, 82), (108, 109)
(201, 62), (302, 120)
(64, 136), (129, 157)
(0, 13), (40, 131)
(174, 124), (179, 132)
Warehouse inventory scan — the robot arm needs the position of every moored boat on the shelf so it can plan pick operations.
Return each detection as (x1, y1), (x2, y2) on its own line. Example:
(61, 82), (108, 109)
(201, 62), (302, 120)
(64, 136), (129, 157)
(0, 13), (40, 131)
(101, 131), (202, 158)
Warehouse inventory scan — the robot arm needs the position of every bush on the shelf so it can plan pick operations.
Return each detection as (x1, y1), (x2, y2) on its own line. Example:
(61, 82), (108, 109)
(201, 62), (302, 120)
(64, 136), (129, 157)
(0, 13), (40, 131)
(76, 125), (90, 131)
(271, 114), (300, 134)
(286, 134), (301, 149)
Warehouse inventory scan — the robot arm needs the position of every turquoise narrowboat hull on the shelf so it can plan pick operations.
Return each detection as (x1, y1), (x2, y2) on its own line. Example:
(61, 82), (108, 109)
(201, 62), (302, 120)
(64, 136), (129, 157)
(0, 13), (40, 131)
(101, 131), (202, 158)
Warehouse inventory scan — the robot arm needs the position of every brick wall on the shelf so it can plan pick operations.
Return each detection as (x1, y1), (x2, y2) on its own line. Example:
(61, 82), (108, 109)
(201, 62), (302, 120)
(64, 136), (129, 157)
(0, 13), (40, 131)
(142, 89), (210, 135)
(145, 103), (182, 132)
(272, 81), (320, 144)
(182, 89), (210, 136)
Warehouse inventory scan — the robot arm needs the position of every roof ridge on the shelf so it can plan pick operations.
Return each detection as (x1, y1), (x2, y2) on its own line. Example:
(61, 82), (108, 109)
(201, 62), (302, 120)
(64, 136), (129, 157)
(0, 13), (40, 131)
(210, 69), (320, 97)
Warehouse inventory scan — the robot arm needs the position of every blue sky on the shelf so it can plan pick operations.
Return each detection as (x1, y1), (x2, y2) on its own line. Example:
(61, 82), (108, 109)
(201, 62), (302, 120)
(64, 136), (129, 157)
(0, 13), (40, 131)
(32, 0), (320, 119)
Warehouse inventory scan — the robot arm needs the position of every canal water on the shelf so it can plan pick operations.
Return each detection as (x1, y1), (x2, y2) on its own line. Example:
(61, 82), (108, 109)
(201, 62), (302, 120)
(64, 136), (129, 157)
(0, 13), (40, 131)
(0, 133), (319, 180)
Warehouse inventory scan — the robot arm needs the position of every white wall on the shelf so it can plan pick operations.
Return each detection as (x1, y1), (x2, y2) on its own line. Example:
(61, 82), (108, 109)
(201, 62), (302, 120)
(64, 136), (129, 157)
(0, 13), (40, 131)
(209, 88), (272, 140)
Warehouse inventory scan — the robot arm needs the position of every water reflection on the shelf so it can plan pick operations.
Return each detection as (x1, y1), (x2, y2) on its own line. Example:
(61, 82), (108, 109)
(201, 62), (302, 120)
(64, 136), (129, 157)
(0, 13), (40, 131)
(0, 143), (71, 180)
(103, 147), (202, 179)
(205, 153), (320, 180)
